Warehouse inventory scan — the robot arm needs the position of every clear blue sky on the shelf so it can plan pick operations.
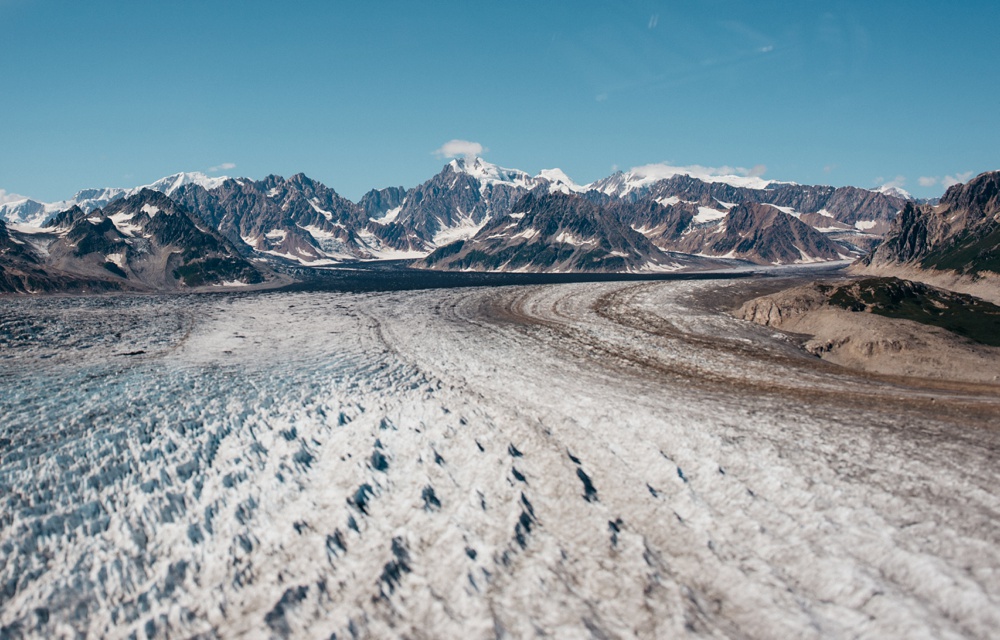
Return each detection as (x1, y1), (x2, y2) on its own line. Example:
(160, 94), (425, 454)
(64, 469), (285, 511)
(2, 0), (997, 202)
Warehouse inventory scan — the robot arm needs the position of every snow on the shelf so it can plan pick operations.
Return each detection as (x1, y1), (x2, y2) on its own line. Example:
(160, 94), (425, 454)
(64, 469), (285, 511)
(355, 228), (430, 260)
(7, 223), (62, 236)
(309, 199), (334, 220)
(536, 168), (585, 194)
(769, 204), (801, 218)
(657, 196), (683, 206)
(371, 206), (402, 224)
(554, 231), (594, 245)
(109, 211), (144, 236)
(241, 234), (262, 248)
(265, 229), (288, 241)
(693, 207), (727, 224)
(854, 220), (878, 231)
(595, 163), (778, 196)
(431, 211), (488, 247)
(144, 171), (229, 195)
(105, 252), (126, 268)
(449, 157), (533, 192)
(1, 279), (997, 637)
(876, 185), (913, 200)
(511, 228), (540, 241)
(299, 224), (337, 240)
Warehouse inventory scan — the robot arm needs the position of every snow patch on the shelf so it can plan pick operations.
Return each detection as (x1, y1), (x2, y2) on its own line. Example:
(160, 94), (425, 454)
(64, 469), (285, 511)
(693, 207), (727, 224)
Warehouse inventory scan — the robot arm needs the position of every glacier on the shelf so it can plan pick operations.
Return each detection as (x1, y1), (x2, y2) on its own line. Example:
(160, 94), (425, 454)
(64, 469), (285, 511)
(1, 276), (999, 638)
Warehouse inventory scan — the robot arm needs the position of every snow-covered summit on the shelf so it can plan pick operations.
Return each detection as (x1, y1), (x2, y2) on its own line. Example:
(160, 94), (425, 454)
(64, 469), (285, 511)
(447, 157), (534, 190)
(535, 168), (586, 194)
(145, 171), (230, 195)
(875, 184), (912, 200)
(591, 163), (778, 197)
(446, 158), (589, 195)
(0, 172), (232, 227)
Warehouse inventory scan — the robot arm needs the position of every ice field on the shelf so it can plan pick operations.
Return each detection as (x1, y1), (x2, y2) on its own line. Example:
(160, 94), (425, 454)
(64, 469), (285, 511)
(2, 277), (999, 638)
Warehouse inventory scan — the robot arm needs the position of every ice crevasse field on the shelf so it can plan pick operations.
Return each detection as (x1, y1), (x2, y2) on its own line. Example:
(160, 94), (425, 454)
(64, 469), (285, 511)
(1, 276), (999, 638)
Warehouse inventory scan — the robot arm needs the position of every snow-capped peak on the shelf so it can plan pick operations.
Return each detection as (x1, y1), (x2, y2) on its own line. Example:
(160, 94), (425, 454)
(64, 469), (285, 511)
(591, 163), (777, 196)
(144, 171), (230, 195)
(535, 168), (586, 194)
(875, 184), (912, 200)
(448, 157), (533, 189)
(1, 172), (232, 227)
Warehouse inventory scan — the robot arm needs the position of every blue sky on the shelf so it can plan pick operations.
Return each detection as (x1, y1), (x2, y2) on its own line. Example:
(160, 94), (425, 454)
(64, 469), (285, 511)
(2, 0), (997, 202)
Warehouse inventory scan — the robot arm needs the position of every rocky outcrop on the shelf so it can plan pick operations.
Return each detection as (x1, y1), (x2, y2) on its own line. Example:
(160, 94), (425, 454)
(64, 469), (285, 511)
(737, 278), (1000, 383)
(854, 171), (1000, 300)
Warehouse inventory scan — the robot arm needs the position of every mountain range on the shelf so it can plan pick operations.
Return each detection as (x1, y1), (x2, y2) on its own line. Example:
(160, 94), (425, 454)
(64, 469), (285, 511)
(0, 159), (965, 293)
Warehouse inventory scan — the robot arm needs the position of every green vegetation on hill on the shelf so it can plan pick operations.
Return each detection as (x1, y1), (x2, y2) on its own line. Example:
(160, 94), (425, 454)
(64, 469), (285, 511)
(921, 226), (1000, 275)
(828, 277), (1000, 346)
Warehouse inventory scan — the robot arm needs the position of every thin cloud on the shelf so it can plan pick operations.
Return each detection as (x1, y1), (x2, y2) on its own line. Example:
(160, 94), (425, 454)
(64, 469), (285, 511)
(633, 163), (765, 179)
(918, 176), (938, 187)
(208, 162), (237, 173)
(434, 139), (486, 160)
(879, 175), (906, 190)
(648, 14), (659, 29)
(628, 162), (770, 188)
(0, 189), (28, 205)
(942, 171), (974, 189)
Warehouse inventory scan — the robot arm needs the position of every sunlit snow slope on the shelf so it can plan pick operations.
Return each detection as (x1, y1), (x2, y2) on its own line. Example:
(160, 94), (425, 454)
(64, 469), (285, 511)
(1, 279), (999, 638)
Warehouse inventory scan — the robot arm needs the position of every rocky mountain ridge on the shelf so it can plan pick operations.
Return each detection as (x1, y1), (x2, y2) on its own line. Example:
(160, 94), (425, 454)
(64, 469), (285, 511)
(0, 190), (266, 293)
(0, 160), (953, 288)
(853, 171), (1000, 303)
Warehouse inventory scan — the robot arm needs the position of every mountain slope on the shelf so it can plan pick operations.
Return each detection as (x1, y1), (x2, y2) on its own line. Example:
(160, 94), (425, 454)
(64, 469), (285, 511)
(854, 171), (1000, 301)
(677, 203), (848, 264)
(0, 172), (230, 227)
(171, 174), (371, 263)
(420, 192), (687, 272)
(41, 189), (265, 289)
(0, 219), (126, 293)
(593, 170), (907, 234)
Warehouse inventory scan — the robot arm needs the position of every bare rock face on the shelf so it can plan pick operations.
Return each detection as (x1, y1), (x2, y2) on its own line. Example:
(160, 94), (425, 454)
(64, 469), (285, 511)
(680, 203), (847, 264)
(856, 171), (1000, 288)
(420, 192), (686, 272)
(737, 283), (827, 325)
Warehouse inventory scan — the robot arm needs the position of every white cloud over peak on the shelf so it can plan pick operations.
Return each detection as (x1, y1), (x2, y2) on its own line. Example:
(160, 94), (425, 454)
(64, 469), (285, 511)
(633, 163), (766, 180)
(208, 162), (237, 173)
(942, 171), (974, 189)
(879, 175), (906, 190)
(434, 140), (486, 161)
(0, 189), (28, 205)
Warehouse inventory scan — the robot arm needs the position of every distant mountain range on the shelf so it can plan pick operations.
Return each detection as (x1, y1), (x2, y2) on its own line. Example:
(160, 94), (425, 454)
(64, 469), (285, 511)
(0, 159), (977, 293)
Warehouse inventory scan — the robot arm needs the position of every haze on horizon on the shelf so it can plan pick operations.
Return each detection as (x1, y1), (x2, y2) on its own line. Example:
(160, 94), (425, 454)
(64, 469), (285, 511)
(1, 0), (997, 202)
